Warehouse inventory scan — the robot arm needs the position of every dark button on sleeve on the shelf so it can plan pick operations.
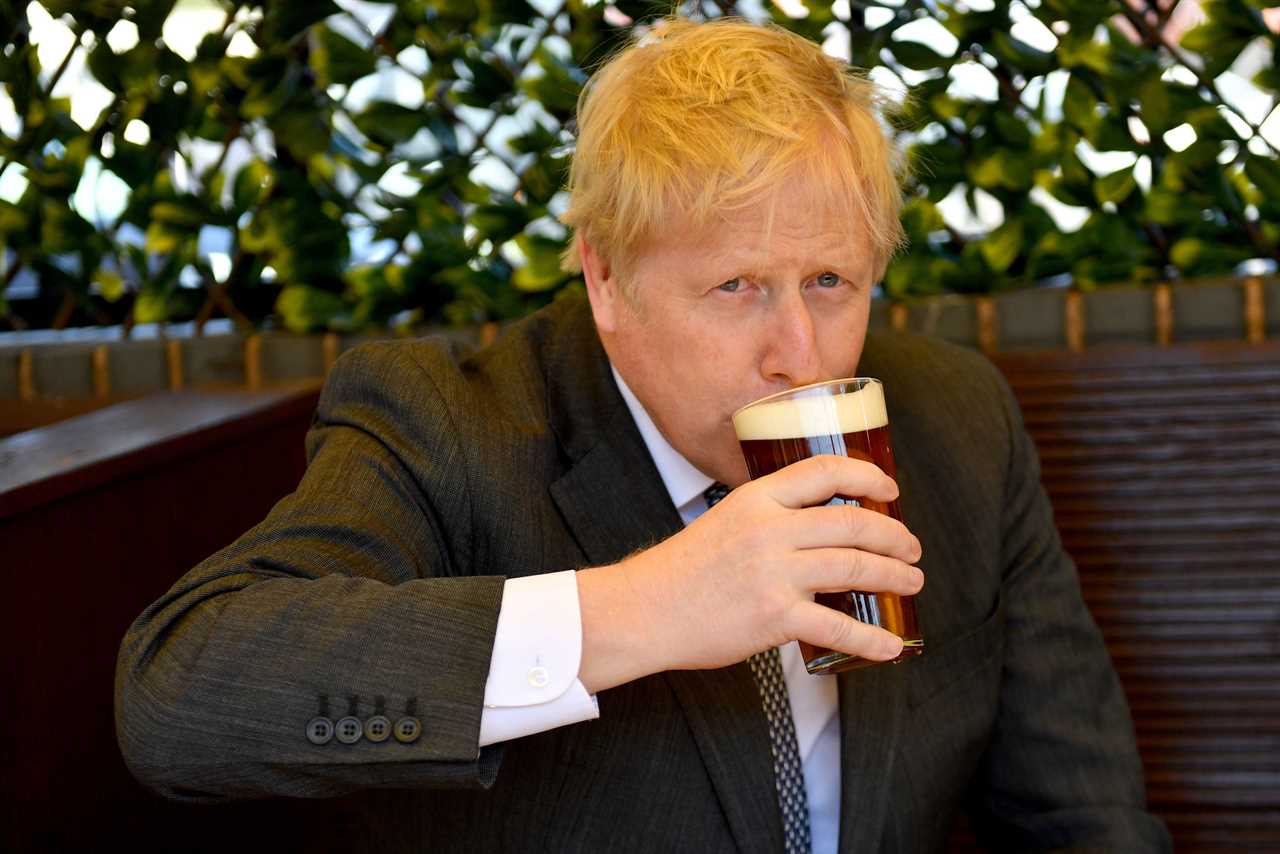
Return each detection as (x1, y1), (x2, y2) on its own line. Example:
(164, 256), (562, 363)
(364, 715), (392, 743)
(393, 717), (421, 744)
(335, 715), (363, 744)
(305, 717), (334, 745)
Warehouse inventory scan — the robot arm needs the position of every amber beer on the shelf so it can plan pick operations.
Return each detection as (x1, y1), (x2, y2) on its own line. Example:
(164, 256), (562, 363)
(732, 378), (923, 674)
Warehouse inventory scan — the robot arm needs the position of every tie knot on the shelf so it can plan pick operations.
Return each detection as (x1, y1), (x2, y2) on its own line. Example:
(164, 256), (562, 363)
(703, 482), (730, 509)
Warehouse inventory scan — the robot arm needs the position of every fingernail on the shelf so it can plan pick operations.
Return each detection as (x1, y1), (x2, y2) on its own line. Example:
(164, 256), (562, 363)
(911, 567), (924, 589)
(885, 636), (904, 658)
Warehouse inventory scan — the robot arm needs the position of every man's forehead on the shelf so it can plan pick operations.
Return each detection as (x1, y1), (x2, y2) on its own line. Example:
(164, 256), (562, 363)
(669, 212), (872, 273)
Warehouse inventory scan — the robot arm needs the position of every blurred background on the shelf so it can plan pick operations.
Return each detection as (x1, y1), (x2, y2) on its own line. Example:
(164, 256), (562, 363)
(1, 0), (1277, 336)
(1, 2), (1278, 852)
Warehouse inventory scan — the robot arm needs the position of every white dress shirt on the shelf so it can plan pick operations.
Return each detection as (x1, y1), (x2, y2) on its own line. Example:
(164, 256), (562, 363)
(477, 368), (841, 854)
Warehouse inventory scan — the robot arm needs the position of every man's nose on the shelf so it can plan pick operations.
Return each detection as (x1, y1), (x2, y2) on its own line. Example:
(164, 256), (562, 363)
(760, 292), (823, 387)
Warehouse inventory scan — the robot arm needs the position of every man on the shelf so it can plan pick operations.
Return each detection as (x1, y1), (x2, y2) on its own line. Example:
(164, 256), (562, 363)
(116, 18), (1170, 852)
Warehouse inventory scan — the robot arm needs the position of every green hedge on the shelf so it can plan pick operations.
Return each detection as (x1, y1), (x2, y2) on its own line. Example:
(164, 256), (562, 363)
(0, 0), (1277, 333)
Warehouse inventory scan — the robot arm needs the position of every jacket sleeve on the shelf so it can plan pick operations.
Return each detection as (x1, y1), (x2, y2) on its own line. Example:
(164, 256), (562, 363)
(969, 369), (1172, 852)
(115, 342), (507, 802)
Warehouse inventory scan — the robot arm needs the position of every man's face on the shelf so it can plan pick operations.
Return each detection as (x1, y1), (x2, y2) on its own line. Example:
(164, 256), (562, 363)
(583, 182), (876, 487)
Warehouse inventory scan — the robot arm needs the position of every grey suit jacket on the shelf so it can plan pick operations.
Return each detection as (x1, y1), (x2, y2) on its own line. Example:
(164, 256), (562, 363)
(115, 295), (1170, 852)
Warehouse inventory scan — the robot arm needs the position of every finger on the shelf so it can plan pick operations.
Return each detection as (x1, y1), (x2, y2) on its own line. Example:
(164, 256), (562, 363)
(789, 504), (922, 563)
(789, 600), (905, 661)
(792, 548), (924, 596)
(760, 455), (898, 510)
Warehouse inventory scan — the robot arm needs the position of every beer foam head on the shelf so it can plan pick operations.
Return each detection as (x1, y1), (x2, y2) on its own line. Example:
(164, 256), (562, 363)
(732, 380), (887, 440)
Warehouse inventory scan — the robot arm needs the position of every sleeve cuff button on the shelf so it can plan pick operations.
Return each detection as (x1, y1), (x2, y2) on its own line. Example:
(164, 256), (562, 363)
(393, 717), (421, 743)
(305, 717), (334, 745)
(335, 716), (363, 744)
(364, 715), (391, 743)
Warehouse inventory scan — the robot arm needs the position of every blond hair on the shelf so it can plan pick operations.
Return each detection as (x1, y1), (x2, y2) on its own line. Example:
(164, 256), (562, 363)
(560, 17), (905, 283)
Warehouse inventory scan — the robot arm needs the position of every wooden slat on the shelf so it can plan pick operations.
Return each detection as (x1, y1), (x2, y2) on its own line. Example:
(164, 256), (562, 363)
(987, 340), (1280, 853)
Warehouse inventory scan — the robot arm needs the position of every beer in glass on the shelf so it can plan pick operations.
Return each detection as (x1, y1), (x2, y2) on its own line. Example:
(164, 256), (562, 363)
(732, 378), (923, 674)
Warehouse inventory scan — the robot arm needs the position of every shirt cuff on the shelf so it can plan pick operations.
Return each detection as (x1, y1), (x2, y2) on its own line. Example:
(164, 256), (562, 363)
(478, 570), (600, 747)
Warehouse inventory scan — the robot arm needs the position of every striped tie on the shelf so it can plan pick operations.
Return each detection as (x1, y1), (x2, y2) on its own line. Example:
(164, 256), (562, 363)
(704, 483), (812, 854)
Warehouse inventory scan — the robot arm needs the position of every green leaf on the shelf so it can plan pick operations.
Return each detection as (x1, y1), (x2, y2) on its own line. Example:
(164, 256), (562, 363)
(1245, 156), (1280, 199)
(1169, 235), (1252, 275)
(1144, 186), (1190, 226)
(144, 221), (186, 254)
(993, 110), (1033, 148)
(520, 152), (569, 205)
(882, 253), (954, 299)
(1062, 74), (1098, 133)
(312, 25), (376, 87)
(94, 268), (126, 302)
(471, 202), (529, 244)
(271, 106), (332, 160)
(1094, 166), (1137, 205)
(41, 201), (93, 252)
(233, 160), (274, 212)
(1180, 23), (1249, 77)
(151, 198), (207, 228)
(352, 101), (425, 148)
(978, 218), (1024, 274)
(1253, 61), (1280, 93)
(134, 289), (169, 323)
(0, 202), (28, 233)
(262, 0), (342, 43)
(899, 197), (944, 243)
(1056, 32), (1111, 74)
(521, 48), (584, 118)
(454, 51), (516, 108)
(989, 31), (1054, 76)
(888, 39), (951, 71)
(512, 233), (569, 292)
(969, 148), (1032, 191)
(1088, 114), (1142, 152)
(1037, 0), (1113, 31)
(507, 122), (562, 156)
(276, 284), (346, 332)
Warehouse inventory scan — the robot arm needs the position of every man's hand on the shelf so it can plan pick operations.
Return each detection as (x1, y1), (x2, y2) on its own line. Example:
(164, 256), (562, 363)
(576, 455), (924, 693)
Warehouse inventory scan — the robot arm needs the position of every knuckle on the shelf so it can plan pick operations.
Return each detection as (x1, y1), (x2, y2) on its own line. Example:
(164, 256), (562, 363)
(824, 612), (854, 650)
(844, 549), (867, 586)
(844, 506), (866, 541)
(827, 454), (849, 478)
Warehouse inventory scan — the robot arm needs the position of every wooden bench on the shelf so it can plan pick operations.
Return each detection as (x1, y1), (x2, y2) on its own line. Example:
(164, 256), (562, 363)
(2, 340), (1276, 851)
(990, 341), (1280, 850)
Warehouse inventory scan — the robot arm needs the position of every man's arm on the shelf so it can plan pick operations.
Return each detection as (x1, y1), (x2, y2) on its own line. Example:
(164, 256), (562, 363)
(116, 340), (927, 802)
(115, 344), (506, 801)
(969, 370), (1171, 851)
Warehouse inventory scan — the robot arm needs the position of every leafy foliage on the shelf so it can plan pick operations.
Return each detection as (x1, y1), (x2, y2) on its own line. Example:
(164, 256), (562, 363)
(0, 0), (1277, 332)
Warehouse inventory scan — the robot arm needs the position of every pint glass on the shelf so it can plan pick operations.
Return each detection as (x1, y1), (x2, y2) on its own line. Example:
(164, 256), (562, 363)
(732, 378), (923, 674)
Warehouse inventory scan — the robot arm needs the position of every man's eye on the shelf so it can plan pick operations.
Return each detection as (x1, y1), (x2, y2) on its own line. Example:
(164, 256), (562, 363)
(717, 278), (741, 293)
(816, 272), (841, 288)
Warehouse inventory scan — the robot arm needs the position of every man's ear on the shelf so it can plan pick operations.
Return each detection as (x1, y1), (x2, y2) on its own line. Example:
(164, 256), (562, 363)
(579, 235), (620, 334)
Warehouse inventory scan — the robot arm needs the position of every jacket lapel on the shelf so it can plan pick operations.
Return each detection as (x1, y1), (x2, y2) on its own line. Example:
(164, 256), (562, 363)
(836, 664), (908, 851)
(543, 298), (784, 854)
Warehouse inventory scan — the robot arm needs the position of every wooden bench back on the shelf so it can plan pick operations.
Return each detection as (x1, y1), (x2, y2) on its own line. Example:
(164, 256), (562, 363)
(992, 341), (1280, 850)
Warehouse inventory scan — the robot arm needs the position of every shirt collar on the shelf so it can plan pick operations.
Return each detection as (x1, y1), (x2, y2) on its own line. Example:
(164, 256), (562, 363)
(611, 365), (715, 513)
